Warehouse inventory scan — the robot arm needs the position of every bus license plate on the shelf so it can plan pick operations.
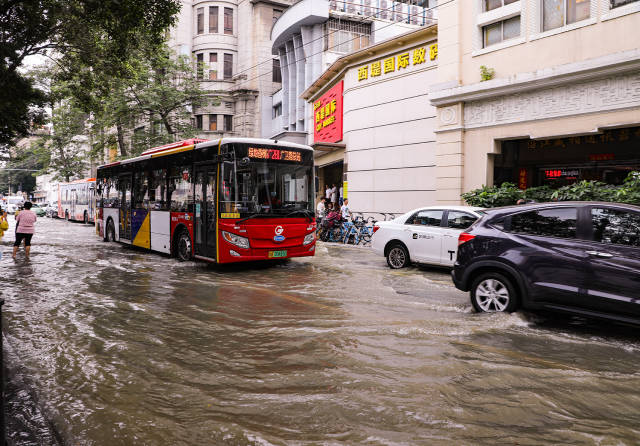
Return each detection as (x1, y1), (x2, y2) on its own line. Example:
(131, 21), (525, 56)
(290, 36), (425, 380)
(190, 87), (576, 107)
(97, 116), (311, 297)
(268, 250), (287, 258)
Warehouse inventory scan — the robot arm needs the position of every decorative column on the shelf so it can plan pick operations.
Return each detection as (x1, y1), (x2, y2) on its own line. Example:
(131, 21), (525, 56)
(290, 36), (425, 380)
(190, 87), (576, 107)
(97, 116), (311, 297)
(434, 102), (465, 205)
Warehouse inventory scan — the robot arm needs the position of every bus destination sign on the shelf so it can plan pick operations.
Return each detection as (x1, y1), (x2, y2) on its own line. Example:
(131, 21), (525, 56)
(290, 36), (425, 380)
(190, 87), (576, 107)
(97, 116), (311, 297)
(248, 147), (302, 162)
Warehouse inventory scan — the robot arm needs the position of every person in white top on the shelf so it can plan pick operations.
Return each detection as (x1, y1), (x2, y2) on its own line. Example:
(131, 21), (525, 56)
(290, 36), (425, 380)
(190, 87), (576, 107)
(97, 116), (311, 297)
(316, 197), (326, 219)
(325, 185), (331, 200)
(340, 198), (351, 220)
(330, 184), (337, 205)
(339, 185), (344, 205)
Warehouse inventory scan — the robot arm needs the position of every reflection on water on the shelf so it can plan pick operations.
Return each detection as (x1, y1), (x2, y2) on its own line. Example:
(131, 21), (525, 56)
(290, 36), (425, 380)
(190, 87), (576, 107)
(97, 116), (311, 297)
(2, 219), (640, 445)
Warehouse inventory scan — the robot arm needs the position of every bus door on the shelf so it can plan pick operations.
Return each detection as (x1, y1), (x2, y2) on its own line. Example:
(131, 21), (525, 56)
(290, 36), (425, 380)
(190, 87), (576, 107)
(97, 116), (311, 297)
(70, 188), (76, 219)
(194, 165), (217, 259)
(119, 174), (132, 240)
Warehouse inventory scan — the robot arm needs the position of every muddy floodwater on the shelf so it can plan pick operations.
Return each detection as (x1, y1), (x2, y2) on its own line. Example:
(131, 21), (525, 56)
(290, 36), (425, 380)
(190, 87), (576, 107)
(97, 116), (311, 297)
(1, 218), (640, 445)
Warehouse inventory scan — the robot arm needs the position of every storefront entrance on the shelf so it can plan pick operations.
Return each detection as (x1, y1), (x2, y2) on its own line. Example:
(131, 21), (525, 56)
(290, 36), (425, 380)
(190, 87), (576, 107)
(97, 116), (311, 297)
(317, 161), (344, 201)
(494, 126), (640, 188)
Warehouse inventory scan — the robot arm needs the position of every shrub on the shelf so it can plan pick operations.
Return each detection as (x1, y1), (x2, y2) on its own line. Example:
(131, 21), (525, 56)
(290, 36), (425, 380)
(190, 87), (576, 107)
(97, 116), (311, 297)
(461, 171), (640, 207)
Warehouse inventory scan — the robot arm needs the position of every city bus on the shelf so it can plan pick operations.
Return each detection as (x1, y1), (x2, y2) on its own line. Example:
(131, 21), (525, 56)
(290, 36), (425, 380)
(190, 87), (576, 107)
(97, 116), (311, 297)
(58, 178), (96, 223)
(96, 138), (316, 263)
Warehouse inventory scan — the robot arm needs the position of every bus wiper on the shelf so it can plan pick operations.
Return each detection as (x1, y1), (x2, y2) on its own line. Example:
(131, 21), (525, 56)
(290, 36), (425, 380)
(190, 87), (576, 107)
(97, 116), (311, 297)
(236, 213), (273, 224)
(285, 209), (314, 221)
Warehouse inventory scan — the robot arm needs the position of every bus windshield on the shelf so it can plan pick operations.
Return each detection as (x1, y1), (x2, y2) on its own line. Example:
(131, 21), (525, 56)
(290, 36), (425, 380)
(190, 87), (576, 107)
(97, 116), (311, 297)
(220, 144), (313, 217)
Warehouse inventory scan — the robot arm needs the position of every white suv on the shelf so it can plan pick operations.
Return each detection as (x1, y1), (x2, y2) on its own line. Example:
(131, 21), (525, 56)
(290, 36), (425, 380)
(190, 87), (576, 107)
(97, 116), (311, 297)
(371, 206), (484, 269)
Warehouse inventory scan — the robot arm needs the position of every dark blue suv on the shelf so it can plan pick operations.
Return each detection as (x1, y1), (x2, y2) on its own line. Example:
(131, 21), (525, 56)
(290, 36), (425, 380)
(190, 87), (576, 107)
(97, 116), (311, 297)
(452, 202), (640, 324)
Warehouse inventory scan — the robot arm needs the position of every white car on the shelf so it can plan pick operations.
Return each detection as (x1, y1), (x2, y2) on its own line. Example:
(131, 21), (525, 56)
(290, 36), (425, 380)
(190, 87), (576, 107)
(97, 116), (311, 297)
(372, 206), (485, 269)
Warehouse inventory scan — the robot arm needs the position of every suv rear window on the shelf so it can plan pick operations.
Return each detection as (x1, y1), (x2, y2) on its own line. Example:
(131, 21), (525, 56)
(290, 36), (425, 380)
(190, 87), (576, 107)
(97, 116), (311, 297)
(510, 208), (577, 239)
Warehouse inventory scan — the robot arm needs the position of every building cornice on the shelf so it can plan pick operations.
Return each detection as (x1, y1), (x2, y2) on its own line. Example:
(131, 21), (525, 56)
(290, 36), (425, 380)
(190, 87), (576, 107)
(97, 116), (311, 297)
(429, 48), (640, 107)
(302, 24), (438, 102)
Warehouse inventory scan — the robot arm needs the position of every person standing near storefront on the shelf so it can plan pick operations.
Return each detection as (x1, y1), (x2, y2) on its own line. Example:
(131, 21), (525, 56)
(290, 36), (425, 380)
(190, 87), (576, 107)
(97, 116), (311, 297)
(12, 201), (37, 260)
(339, 184), (344, 206)
(316, 196), (326, 221)
(330, 183), (337, 207)
(341, 198), (351, 220)
(325, 184), (331, 201)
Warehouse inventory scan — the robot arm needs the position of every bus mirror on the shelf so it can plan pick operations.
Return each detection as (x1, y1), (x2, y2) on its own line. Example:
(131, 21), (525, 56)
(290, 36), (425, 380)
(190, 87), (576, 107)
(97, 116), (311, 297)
(239, 157), (250, 166)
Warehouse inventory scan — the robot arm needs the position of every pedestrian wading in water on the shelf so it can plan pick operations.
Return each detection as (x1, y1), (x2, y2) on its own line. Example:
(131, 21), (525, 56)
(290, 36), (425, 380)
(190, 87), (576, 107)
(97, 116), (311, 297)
(13, 201), (37, 259)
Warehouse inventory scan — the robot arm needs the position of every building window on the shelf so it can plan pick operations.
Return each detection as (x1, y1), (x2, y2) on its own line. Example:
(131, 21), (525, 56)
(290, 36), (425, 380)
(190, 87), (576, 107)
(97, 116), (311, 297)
(484, 0), (519, 11)
(273, 8), (283, 26)
(483, 15), (520, 47)
(209, 114), (217, 131)
(224, 115), (233, 132)
(209, 6), (218, 33)
(223, 53), (233, 80)
(272, 103), (282, 119)
(326, 19), (371, 54)
(195, 115), (203, 130)
(224, 7), (233, 35)
(611, 0), (639, 7)
(272, 59), (282, 83)
(196, 53), (204, 79)
(542, 0), (591, 31)
(209, 53), (217, 80)
(197, 7), (204, 35)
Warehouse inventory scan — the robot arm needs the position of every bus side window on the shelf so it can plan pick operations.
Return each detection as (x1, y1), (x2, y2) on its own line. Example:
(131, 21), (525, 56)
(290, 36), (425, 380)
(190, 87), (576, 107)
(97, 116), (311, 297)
(149, 168), (167, 211)
(169, 166), (192, 212)
(133, 171), (150, 210)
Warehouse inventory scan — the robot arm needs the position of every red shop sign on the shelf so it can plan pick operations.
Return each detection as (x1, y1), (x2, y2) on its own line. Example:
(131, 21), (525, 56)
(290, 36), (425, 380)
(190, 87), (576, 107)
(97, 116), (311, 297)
(313, 80), (344, 144)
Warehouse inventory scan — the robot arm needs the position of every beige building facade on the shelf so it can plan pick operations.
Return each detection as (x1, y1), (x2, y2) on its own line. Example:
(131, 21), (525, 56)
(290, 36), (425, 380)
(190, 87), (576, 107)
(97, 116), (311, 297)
(169, 0), (295, 139)
(430, 0), (640, 204)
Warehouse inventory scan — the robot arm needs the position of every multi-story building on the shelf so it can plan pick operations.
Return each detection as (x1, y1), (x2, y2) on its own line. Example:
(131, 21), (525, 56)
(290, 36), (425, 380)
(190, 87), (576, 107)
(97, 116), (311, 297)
(429, 0), (640, 204)
(169, 0), (295, 140)
(266, 0), (437, 144)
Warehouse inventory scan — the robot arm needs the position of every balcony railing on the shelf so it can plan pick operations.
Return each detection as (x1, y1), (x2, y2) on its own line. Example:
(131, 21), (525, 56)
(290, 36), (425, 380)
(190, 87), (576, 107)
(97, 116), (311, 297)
(328, 0), (437, 26)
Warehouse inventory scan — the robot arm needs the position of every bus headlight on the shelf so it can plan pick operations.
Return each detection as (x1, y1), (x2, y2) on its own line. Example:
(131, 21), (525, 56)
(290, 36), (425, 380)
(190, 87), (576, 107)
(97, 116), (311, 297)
(222, 231), (250, 249)
(303, 232), (315, 245)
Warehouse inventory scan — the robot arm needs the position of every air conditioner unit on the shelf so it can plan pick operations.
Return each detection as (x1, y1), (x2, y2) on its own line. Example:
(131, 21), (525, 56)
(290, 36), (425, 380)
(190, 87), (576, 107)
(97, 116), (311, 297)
(392, 2), (408, 23)
(347, 0), (357, 14)
(379, 0), (389, 20)
(364, 0), (372, 17)
(410, 5), (424, 25)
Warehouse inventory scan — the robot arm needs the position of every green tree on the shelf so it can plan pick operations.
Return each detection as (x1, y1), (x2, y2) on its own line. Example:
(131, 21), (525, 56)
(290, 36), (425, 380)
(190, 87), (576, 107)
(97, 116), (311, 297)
(124, 45), (210, 155)
(1, 0), (180, 148)
(31, 103), (89, 182)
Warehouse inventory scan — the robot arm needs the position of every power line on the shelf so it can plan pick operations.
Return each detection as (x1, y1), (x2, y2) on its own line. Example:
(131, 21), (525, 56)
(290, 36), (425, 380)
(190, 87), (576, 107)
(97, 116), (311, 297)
(232, 0), (451, 91)
(223, 0), (440, 82)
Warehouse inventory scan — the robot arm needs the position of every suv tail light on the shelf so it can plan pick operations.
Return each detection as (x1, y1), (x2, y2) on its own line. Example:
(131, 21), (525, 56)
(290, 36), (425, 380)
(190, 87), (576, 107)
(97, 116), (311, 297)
(373, 225), (380, 233)
(458, 232), (476, 246)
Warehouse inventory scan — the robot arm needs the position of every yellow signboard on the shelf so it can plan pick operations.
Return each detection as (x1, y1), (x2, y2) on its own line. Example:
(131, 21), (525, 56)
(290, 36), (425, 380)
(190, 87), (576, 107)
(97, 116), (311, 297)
(221, 213), (240, 219)
(357, 44), (438, 82)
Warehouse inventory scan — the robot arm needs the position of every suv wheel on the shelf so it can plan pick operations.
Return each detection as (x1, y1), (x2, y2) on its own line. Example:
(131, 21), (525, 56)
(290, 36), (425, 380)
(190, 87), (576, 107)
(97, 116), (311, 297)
(386, 243), (409, 269)
(471, 272), (519, 313)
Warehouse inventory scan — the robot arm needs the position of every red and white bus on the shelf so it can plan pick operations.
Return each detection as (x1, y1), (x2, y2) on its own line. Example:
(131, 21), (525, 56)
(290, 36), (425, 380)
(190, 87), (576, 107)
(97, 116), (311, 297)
(58, 178), (96, 223)
(96, 138), (316, 263)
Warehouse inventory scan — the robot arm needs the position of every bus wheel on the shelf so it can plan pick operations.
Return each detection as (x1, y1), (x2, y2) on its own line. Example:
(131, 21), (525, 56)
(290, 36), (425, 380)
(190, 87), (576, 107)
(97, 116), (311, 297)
(105, 219), (115, 242)
(83, 212), (88, 224)
(176, 230), (192, 262)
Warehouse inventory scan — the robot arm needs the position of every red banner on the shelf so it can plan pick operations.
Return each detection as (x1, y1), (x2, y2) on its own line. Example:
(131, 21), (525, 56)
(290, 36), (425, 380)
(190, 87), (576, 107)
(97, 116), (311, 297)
(518, 168), (527, 190)
(313, 81), (343, 144)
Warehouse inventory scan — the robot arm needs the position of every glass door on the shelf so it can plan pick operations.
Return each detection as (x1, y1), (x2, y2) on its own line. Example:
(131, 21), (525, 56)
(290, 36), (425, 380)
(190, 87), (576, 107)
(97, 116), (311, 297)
(194, 166), (217, 258)
(119, 174), (132, 240)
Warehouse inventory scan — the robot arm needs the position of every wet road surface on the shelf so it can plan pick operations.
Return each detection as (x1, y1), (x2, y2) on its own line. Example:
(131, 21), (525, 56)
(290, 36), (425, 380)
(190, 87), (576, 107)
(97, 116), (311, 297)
(1, 218), (640, 445)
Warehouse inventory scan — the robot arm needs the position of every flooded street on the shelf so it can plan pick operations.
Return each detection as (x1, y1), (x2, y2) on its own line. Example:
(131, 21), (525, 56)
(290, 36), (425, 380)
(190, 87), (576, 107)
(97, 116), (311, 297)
(1, 217), (640, 445)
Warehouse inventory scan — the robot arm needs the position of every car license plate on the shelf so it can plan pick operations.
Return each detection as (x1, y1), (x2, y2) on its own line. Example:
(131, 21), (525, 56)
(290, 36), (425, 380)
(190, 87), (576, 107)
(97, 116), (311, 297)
(268, 250), (287, 258)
